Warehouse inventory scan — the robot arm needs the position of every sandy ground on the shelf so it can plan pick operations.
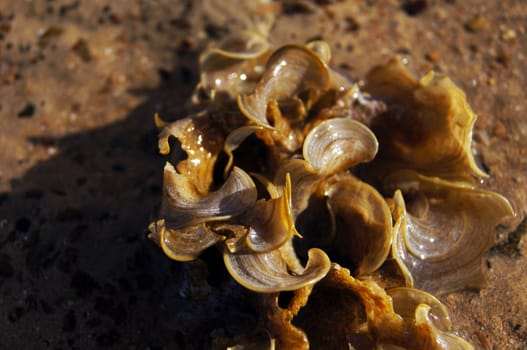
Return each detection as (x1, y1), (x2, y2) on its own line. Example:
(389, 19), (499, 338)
(0, 0), (526, 349)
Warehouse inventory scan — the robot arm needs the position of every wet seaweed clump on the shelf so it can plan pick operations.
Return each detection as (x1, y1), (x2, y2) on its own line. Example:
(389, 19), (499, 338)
(148, 11), (514, 350)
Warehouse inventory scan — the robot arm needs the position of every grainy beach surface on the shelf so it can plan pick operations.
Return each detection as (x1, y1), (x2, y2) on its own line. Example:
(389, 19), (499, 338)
(0, 1), (526, 348)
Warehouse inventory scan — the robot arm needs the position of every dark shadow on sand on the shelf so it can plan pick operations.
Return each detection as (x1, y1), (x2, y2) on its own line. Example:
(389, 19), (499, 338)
(0, 47), (257, 349)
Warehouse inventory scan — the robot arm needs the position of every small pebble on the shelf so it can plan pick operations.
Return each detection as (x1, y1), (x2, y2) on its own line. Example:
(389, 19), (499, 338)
(500, 27), (517, 41)
(425, 50), (440, 63)
(496, 49), (510, 68)
(465, 14), (487, 32)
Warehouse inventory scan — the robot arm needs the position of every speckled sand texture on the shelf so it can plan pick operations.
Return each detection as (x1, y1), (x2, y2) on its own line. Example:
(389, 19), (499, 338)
(0, 1), (526, 349)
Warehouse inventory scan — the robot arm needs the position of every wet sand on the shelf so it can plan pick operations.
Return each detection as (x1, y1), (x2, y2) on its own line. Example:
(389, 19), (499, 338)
(0, 1), (526, 348)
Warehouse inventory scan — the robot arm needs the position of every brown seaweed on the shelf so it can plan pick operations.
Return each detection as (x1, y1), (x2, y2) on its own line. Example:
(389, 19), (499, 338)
(150, 33), (513, 349)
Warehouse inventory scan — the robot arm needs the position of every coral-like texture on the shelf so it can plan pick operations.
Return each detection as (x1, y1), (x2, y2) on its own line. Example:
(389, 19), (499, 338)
(150, 20), (513, 349)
